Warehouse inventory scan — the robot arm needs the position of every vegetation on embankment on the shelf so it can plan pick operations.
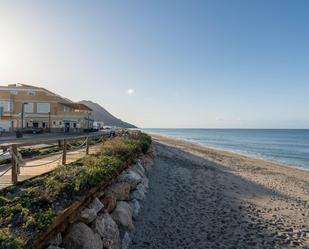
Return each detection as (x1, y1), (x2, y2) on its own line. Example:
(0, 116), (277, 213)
(0, 131), (151, 249)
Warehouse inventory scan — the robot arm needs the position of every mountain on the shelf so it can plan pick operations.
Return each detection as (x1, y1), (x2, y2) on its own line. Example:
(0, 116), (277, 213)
(79, 100), (137, 128)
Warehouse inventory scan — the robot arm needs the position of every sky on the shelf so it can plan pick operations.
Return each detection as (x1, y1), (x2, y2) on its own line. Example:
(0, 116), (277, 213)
(0, 0), (308, 128)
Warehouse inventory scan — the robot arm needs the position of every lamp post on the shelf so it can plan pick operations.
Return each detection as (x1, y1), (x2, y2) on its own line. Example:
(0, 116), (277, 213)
(87, 112), (90, 133)
(48, 112), (51, 133)
(21, 102), (28, 133)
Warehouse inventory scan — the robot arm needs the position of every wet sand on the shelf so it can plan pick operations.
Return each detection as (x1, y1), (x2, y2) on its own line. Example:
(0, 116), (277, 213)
(129, 135), (309, 249)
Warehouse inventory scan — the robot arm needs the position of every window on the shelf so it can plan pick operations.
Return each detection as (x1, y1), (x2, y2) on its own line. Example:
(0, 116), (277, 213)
(28, 91), (36, 96)
(53, 121), (56, 125)
(10, 90), (18, 95)
(63, 106), (71, 112)
(0, 101), (13, 112)
(37, 103), (50, 113)
(59, 121), (62, 125)
(24, 103), (33, 113)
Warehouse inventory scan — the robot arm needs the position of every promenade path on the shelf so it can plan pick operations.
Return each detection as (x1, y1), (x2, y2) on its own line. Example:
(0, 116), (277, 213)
(0, 143), (102, 190)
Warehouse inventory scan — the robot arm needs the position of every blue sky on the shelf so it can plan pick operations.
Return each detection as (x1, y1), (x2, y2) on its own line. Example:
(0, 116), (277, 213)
(0, 0), (308, 128)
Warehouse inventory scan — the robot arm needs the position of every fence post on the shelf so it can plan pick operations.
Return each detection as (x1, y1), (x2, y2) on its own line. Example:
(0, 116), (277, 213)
(62, 139), (67, 165)
(86, 136), (90, 155)
(58, 140), (62, 149)
(11, 144), (18, 184)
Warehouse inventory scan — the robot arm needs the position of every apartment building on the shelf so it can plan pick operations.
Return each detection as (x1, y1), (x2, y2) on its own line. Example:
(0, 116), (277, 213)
(0, 83), (93, 133)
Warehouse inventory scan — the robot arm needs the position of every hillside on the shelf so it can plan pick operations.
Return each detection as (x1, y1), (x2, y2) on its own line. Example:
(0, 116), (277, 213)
(79, 100), (137, 128)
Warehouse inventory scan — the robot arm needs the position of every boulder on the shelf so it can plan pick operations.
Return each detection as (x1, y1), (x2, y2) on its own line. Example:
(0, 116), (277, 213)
(49, 232), (62, 246)
(130, 184), (146, 201)
(117, 170), (142, 190)
(129, 199), (141, 220)
(143, 163), (152, 174)
(143, 157), (154, 173)
(97, 190), (105, 198)
(101, 195), (117, 213)
(63, 222), (103, 249)
(106, 182), (131, 201)
(111, 201), (134, 231)
(140, 177), (149, 189)
(121, 232), (131, 249)
(133, 162), (146, 175)
(88, 197), (104, 214)
(79, 208), (97, 224)
(131, 165), (146, 180)
(47, 246), (64, 249)
(92, 213), (120, 249)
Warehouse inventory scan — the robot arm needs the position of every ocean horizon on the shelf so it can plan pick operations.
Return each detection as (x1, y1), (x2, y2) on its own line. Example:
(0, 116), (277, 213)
(143, 128), (309, 170)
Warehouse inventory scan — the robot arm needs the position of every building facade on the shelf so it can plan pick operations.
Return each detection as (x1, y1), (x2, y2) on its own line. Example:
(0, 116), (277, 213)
(0, 84), (93, 133)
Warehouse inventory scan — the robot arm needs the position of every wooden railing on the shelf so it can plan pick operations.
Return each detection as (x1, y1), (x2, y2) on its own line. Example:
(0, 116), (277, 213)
(0, 131), (113, 185)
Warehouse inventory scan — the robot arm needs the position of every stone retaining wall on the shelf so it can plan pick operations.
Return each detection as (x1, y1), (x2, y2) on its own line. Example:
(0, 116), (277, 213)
(46, 146), (155, 249)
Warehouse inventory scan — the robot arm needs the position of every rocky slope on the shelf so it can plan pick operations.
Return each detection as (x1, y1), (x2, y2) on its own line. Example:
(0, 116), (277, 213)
(79, 100), (136, 128)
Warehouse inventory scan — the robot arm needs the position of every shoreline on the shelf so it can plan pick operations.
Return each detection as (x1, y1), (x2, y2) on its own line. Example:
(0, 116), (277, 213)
(147, 132), (308, 172)
(149, 133), (309, 208)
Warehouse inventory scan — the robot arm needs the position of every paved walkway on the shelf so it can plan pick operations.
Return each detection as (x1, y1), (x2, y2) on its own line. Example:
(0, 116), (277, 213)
(0, 131), (108, 146)
(0, 143), (102, 190)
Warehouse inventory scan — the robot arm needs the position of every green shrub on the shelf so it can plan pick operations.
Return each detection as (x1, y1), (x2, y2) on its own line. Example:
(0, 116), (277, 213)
(0, 228), (26, 249)
(0, 132), (151, 248)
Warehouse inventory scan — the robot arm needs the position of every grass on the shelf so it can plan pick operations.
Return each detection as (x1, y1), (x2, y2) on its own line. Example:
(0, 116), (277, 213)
(0, 131), (151, 249)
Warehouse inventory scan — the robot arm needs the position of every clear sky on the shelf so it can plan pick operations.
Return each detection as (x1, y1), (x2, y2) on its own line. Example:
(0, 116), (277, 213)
(0, 0), (308, 128)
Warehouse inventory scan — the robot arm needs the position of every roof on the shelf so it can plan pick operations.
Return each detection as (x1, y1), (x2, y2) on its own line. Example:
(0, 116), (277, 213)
(59, 102), (92, 111)
(0, 83), (92, 111)
(0, 83), (72, 101)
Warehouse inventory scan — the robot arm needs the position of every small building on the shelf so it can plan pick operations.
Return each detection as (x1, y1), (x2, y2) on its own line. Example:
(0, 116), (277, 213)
(93, 121), (104, 130)
(0, 83), (94, 133)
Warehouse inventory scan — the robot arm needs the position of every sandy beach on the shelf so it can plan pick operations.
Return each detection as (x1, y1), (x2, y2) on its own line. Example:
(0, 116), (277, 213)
(129, 135), (309, 249)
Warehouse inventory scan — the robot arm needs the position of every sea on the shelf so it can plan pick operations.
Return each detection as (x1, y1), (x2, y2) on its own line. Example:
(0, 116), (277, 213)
(143, 128), (309, 170)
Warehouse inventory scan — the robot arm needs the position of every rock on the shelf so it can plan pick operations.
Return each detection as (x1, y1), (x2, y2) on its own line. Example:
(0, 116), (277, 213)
(131, 165), (146, 180)
(129, 199), (141, 220)
(94, 233), (103, 248)
(101, 195), (117, 213)
(130, 184), (146, 201)
(47, 246), (64, 249)
(88, 197), (104, 214)
(111, 201), (134, 231)
(106, 182), (131, 201)
(143, 163), (152, 174)
(92, 213), (120, 249)
(121, 232), (131, 249)
(140, 177), (149, 189)
(63, 222), (103, 249)
(49, 232), (62, 246)
(117, 170), (142, 190)
(133, 162), (146, 175)
(97, 190), (105, 198)
(79, 208), (97, 224)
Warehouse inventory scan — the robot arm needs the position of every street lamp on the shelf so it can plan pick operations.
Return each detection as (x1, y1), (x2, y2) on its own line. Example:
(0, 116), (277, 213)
(48, 111), (51, 133)
(21, 102), (28, 133)
(87, 112), (90, 133)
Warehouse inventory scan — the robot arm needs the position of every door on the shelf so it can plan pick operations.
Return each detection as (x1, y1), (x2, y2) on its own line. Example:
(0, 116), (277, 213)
(65, 122), (70, 133)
